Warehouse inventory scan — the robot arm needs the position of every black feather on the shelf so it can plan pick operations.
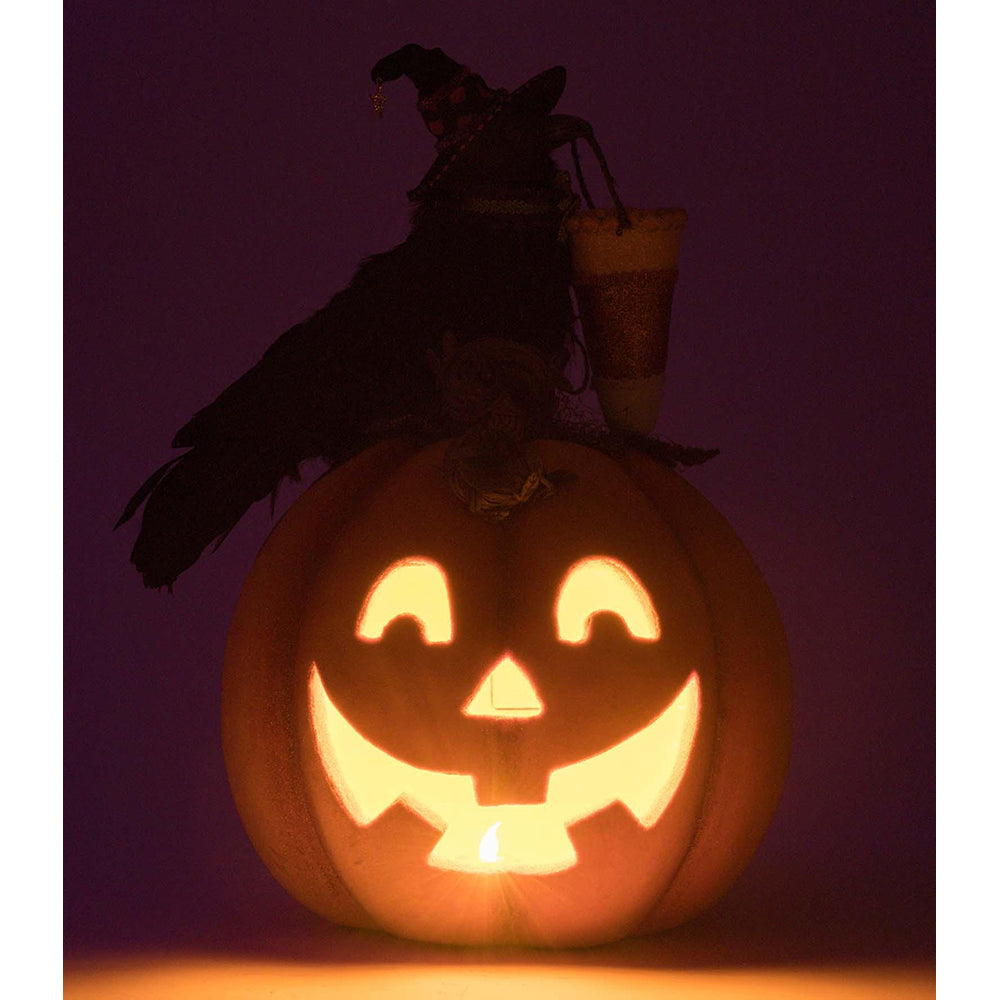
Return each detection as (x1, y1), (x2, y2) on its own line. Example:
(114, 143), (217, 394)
(115, 456), (182, 530)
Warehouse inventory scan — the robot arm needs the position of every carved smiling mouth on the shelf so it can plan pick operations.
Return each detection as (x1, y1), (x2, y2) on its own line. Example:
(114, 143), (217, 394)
(309, 664), (700, 875)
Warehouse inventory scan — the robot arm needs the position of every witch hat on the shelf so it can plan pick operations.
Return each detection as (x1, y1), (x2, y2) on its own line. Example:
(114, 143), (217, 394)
(370, 44), (566, 200)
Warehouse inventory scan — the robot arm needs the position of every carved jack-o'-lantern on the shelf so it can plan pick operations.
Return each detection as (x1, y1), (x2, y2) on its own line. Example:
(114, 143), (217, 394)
(222, 439), (791, 947)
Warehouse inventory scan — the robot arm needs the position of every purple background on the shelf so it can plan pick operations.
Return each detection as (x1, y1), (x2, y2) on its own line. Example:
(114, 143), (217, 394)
(65, 0), (933, 962)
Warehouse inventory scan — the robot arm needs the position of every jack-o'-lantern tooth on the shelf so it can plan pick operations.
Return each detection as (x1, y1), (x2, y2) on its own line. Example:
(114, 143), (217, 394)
(547, 672), (700, 828)
(308, 662), (474, 828)
(612, 673), (700, 826)
(462, 655), (544, 719)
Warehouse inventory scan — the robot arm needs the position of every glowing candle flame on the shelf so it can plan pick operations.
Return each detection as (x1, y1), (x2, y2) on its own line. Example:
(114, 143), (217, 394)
(479, 821), (501, 863)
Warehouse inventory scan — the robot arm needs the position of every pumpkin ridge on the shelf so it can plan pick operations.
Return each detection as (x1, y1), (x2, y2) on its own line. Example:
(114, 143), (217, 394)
(223, 440), (423, 928)
(620, 452), (792, 932)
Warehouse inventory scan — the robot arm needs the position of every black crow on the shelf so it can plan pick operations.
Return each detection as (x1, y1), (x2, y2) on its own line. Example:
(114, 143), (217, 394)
(117, 44), (628, 589)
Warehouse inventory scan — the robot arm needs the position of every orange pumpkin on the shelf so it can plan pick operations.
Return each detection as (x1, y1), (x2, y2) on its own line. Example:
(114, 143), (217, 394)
(222, 438), (791, 947)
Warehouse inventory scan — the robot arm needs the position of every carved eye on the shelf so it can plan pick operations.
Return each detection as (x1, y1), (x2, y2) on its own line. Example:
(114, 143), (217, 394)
(356, 557), (454, 644)
(555, 556), (660, 644)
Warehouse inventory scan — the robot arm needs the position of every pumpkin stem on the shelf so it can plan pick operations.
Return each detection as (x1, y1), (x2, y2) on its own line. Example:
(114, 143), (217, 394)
(435, 338), (574, 518)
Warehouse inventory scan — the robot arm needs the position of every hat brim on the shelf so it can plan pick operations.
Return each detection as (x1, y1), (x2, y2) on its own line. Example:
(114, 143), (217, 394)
(508, 65), (566, 116)
(408, 65), (567, 201)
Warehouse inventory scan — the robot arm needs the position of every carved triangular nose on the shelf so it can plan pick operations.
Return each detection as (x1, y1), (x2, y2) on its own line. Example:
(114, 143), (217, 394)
(461, 654), (544, 719)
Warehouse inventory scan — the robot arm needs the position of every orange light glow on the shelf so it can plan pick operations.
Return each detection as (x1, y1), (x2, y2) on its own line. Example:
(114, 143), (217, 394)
(462, 655), (545, 719)
(309, 664), (700, 874)
(356, 557), (453, 644)
(64, 957), (938, 1000)
(555, 557), (661, 644)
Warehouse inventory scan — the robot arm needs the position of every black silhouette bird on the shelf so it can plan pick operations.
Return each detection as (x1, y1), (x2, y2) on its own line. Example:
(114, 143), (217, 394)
(117, 44), (626, 589)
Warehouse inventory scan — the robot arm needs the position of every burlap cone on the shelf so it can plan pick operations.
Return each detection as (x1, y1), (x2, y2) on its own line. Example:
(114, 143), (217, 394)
(566, 208), (687, 434)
